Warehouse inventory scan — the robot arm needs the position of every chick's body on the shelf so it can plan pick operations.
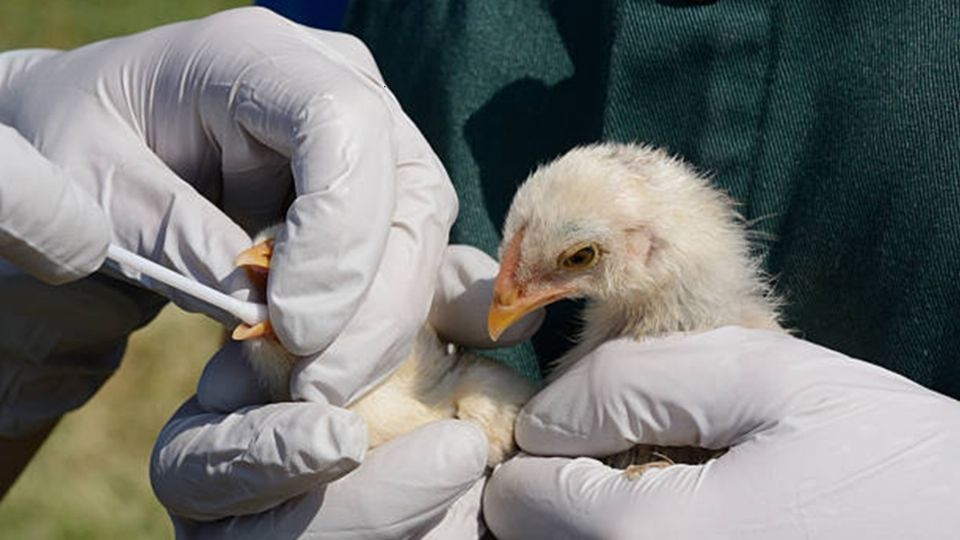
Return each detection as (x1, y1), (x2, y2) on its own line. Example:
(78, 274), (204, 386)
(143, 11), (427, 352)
(242, 226), (535, 468)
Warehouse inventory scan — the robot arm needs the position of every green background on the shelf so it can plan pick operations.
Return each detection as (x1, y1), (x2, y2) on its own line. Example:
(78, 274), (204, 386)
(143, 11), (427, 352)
(347, 1), (960, 397)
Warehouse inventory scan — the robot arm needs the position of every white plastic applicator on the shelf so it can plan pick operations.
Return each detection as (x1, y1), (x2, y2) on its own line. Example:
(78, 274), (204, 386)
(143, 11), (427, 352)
(106, 244), (268, 327)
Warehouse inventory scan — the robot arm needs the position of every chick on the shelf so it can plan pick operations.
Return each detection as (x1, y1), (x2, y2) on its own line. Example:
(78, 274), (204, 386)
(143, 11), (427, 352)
(488, 143), (782, 475)
(234, 142), (779, 475)
(233, 225), (535, 467)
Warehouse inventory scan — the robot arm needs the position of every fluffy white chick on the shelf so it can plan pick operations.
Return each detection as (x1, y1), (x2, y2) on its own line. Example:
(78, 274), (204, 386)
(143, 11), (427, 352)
(233, 225), (535, 467)
(488, 142), (782, 474)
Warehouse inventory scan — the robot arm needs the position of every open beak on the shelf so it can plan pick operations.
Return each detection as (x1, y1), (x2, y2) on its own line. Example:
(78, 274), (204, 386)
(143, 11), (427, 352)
(233, 238), (275, 341)
(235, 239), (273, 275)
(487, 230), (573, 341)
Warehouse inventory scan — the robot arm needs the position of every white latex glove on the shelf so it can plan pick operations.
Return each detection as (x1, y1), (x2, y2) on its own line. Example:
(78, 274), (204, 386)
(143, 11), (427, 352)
(152, 246), (543, 539)
(0, 259), (161, 437)
(484, 327), (960, 540)
(0, 8), (457, 395)
(0, 123), (109, 284)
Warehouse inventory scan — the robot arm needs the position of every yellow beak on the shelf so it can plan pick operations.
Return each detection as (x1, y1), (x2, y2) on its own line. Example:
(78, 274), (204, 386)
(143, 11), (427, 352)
(488, 228), (574, 341)
(487, 285), (571, 341)
(487, 288), (526, 342)
(232, 238), (275, 341)
(235, 239), (274, 272)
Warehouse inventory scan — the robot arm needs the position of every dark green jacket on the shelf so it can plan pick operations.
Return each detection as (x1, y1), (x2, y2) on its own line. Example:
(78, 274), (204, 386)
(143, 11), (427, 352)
(347, 1), (960, 398)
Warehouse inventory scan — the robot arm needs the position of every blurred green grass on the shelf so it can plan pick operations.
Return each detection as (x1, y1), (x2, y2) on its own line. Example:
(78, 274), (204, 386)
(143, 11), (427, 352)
(0, 1), (249, 538)
(0, 0), (249, 50)
(0, 307), (224, 540)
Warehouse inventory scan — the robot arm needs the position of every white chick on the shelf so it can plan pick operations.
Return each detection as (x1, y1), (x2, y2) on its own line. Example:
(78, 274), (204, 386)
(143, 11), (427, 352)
(233, 225), (535, 467)
(234, 142), (780, 474)
(487, 142), (782, 475)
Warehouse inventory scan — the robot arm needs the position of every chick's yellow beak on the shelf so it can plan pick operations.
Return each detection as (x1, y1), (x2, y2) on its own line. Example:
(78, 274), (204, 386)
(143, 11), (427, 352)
(232, 238), (275, 341)
(487, 287), (523, 342)
(235, 239), (274, 273)
(487, 284), (570, 342)
(487, 230), (573, 341)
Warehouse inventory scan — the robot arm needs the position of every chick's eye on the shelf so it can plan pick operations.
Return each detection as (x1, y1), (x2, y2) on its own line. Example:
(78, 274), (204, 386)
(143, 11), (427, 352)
(560, 244), (599, 270)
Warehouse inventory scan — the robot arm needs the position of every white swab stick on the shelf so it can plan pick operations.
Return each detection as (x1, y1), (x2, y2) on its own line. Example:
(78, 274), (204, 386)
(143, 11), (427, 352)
(106, 244), (268, 326)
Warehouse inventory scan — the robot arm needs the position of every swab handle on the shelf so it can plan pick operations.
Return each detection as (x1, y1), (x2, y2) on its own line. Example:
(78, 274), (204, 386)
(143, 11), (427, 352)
(105, 244), (268, 326)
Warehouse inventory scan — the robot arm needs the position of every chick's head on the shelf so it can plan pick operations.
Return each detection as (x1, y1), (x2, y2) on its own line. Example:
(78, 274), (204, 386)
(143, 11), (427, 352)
(488, 143), (749, 341)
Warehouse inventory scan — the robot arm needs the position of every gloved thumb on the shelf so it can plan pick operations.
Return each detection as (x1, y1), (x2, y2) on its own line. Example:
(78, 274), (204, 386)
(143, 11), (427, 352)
(196, 340), (271, 413)
(152, 397), (367, 521)
(515, 327), (836, 456)
(485, 454), (693, 540)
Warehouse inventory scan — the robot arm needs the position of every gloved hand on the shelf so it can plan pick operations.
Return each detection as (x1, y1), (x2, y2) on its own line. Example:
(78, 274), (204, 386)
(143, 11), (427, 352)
(152, 245), (544, 539)
(0, 8), (456, 397)
(0, 123), (109, 284)
(0, 119), (159, 439)
(0, 7), (464, 459)
(484, 327), (960, 540)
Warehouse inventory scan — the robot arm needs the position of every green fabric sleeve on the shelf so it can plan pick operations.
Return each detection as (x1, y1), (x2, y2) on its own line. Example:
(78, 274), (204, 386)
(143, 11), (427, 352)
(347, 1), (960, 399)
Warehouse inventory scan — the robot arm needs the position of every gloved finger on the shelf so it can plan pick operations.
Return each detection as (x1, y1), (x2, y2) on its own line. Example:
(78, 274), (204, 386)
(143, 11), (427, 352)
(0, 48), (61, 81)
(196, 340), (271, 413)
(429, 244), (545, 349)
(151, 396), (366, 521)
(298, 26), (385, 83)
(516, 327), (846, 456)
(0, 123), (109, 284)
(189, 11), (451, 365)
(484, 454), (713, 540)
(422, 477), (486, 539)
(215, 13), (401, 356)
(290, 106), (456, 405)
(48, 126), (257, 323)
(172, 419), (489, 539)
